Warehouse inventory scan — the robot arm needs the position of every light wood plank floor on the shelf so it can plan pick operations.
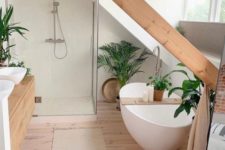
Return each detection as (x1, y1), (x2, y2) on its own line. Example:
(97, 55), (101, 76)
(21, 101), (142, 150)
(21, 101), (187, 150)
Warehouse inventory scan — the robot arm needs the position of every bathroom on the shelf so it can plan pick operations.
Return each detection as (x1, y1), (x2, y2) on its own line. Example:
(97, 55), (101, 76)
(0, 0), (225, 150)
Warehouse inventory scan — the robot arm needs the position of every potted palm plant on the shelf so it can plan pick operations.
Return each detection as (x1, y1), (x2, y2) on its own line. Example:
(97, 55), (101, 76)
(98, 41), (151, 109)
(0, 6), (28, 66)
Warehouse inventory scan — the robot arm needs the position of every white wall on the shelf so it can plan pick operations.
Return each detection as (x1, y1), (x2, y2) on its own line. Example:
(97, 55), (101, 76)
(179, 21), (224, 67)
(0, 1), (5, 9)
(11, 0), (187, 103)
(98, 0), (186, 100)
(98, 5), (158, 100)
(11, 0), (94, 100)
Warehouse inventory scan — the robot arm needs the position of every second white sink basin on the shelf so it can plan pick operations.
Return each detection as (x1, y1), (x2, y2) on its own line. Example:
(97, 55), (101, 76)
(0, 80), (15, 99)
(0, 67), (27, 84)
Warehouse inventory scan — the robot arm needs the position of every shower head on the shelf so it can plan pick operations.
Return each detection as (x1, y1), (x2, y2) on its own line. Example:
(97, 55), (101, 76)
(53, 1), (60, 7)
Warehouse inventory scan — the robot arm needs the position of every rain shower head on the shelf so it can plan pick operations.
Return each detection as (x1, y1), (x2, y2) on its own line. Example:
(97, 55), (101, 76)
(53, 1), (60, 7)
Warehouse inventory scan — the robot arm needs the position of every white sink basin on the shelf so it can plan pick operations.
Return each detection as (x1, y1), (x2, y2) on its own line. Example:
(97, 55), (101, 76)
(0, 67), (27, 84)
(0, 80), (15, 99)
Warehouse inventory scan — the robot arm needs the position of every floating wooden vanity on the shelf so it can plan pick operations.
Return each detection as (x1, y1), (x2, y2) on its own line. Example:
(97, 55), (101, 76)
(8, 76), (35, 150)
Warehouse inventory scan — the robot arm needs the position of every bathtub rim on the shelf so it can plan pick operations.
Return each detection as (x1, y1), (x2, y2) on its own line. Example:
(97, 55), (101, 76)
(121, 104), (194, 129)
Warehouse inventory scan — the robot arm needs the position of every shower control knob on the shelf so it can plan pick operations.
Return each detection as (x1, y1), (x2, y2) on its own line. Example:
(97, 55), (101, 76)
(45, 38), (54, 43)
(45, 38), (65, 43)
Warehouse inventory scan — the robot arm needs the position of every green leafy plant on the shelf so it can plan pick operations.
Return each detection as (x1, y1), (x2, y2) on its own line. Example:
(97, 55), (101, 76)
(168, 63), (215, 118)
(9, 61), (31, 75)
(147, 67), (189, 90)
(98, 40), (151, 87)
(0, 6), (28, 64)
(147, 74), (172, 90)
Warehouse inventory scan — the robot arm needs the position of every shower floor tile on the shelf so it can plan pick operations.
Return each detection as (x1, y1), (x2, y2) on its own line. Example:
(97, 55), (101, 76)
(34, 97), (95, 116)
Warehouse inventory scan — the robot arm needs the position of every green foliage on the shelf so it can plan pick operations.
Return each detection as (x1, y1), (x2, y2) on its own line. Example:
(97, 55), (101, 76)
(147, 74), (172, 91)
(168, 63), (215, 118)
(9, 61), (31, 75)
(147, 68), (190, 91)
(98, 41), (151, 87)
(0, 6), (28, 62)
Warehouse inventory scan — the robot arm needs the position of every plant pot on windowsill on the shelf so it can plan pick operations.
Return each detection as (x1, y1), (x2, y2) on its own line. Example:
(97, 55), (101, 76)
(154, 90), (164, 101)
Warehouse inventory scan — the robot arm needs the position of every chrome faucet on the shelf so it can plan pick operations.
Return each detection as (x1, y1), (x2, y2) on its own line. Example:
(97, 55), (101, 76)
(153, 46), (162, 76)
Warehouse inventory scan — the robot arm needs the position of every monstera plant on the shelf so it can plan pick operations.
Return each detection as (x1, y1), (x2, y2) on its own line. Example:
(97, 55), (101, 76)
(0, 6), (28, 66)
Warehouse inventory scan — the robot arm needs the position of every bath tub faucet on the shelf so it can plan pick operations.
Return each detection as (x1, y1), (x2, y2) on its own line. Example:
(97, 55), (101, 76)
(153, 46), (162, 76)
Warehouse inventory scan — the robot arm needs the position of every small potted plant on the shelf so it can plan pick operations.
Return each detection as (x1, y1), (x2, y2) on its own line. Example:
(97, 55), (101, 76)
(98, 40), (151, 109)
(0, 6), (28, 67)
(148, 74), (172, 101)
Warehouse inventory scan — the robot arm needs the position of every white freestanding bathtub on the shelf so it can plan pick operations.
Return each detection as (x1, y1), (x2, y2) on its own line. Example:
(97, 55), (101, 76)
(120, 83), (194, 150)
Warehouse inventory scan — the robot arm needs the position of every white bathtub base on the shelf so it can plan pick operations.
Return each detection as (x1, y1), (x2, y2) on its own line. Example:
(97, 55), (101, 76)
(121, 105), (191, 150)
(120, 83), (194, 150)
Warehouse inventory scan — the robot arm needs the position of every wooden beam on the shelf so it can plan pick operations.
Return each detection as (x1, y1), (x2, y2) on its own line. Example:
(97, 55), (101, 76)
(113, 0), (218, 90)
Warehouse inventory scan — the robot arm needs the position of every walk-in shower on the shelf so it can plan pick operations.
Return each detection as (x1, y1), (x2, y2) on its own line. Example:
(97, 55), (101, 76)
(11, 0), (99, 116)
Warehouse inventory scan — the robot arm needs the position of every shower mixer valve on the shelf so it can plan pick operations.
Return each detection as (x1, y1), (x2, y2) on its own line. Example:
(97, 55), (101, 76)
(53, 1), (60, 6)
(45, 38), (65, 43)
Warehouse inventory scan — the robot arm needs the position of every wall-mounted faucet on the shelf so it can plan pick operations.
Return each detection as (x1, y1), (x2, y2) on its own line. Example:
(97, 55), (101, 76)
(153, 46), (162, 76)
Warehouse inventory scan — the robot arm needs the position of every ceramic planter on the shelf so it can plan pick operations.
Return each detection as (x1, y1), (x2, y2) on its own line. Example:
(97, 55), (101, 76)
(154, 90), (164, 101)
(0, 60), (7, 67)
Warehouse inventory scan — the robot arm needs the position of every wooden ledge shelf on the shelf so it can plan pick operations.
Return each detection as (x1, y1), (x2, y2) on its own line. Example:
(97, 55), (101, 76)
(8, 76), (35, 150)
(121, 98), (181, 105)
